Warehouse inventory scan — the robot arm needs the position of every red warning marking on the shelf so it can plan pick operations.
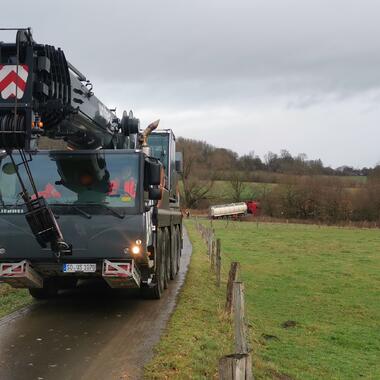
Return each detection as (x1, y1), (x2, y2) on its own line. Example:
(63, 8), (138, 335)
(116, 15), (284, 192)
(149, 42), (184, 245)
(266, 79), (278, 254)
(0, 65), (29, 99)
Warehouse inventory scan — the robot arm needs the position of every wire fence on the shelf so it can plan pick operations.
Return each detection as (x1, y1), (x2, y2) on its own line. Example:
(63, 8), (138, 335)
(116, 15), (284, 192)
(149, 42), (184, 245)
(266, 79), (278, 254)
(194, 217), (253, 380)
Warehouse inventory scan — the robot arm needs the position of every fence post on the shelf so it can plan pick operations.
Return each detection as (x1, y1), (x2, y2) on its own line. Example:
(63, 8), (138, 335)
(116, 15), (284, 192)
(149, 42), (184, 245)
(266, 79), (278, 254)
(233, 282), (248, 354)
(208, 229), (213, 257)
(218, 353), (252, 380)
(211, 228), (215, 262)
(225, 262), (240, 314)
(218, 281), (253, 380)
(216, 238), (221, 287)
(211, 239), (215, 269)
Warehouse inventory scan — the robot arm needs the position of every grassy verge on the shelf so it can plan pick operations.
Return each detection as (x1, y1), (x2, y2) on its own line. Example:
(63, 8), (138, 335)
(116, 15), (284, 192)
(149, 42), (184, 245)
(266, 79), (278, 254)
(144, 222), (233, 379)
(0, 284), (32, 319)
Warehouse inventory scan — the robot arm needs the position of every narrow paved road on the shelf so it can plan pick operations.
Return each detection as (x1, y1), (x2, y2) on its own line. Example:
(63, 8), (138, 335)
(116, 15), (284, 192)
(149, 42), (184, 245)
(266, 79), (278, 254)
(0, 230), (192, 380)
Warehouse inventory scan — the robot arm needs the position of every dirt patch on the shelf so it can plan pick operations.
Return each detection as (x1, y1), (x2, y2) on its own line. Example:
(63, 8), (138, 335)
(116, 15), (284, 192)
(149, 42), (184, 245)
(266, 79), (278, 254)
(281, 320), (298, 329)
(267, 369), (294, 380)
(261, 333), (280, 341)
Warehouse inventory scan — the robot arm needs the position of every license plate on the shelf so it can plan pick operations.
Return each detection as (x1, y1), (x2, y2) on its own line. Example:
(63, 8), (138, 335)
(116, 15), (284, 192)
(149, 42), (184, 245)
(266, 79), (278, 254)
(63, 263), (97, 273)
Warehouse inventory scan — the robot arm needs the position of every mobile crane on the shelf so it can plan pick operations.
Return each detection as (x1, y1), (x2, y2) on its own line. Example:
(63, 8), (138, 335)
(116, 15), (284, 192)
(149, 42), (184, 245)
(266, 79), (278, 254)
(0, 28), (182, 299)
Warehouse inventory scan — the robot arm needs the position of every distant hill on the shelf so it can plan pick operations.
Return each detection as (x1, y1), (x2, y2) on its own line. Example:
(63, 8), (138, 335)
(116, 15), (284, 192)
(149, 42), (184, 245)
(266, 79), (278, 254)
(176, 137), (370, 181)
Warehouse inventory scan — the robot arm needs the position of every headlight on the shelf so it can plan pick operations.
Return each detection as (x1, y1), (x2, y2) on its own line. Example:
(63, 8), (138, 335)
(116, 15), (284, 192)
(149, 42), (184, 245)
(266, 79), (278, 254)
(131, 245), (140, 255)
(131, 239), (142, 255)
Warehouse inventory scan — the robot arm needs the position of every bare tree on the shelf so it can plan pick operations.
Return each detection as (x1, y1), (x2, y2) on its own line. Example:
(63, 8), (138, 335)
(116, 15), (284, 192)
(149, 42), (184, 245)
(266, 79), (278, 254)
(229, 172), (247, 202)
(182, 178), (214, 208)
(180, 146), (214, 209)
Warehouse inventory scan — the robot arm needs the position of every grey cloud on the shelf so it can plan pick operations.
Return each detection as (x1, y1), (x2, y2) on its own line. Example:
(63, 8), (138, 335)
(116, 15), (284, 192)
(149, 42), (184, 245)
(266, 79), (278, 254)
(1, 0), (380, 166)
(3, 0), (380, 95)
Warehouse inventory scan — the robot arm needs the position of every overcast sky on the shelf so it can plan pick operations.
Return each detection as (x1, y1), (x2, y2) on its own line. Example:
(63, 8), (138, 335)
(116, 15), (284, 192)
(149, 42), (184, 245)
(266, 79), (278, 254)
(2, 0), (380, 168)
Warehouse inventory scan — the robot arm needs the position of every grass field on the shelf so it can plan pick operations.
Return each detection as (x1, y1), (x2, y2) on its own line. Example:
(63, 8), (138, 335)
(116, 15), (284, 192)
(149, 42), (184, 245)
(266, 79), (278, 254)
(0, 284), (31, 318)
(193, 175), (366, 204)
(215, 220), (380, 379)
(146, 220), (380, 379)
(209, 180), (276, 201)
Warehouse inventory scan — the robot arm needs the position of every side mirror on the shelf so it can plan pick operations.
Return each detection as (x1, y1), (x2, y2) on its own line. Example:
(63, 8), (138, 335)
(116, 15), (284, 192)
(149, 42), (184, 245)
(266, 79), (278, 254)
(144, 160), (162, 189)
(148, 187), (162, 200)
(175, 152), (183, 173)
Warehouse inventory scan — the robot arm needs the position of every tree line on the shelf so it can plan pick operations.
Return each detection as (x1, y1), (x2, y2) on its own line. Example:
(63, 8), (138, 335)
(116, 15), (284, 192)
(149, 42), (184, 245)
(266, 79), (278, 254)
(176, 137), (370, 179)
(259, 175), (380, 223)
(177, 137), (380, 222)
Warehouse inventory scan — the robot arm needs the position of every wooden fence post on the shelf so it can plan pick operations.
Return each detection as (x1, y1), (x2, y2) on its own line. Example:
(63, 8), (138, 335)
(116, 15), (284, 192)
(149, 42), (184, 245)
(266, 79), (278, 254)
(219, 353), (252, 380)
(225, 262), (240, 314)
(233, 282), (248, 354)
(211, 228), (215, 262)
(218, 281), (253, 380)
(208, 229), (213, 257)
(216, 238), (221, 287)
(210, 238), (215, 269)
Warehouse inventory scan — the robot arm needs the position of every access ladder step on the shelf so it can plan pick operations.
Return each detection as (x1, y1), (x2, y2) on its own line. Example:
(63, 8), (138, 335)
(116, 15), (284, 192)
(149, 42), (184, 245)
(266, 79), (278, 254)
(0, 260), (43, 288)
(102, 260), (141, 288)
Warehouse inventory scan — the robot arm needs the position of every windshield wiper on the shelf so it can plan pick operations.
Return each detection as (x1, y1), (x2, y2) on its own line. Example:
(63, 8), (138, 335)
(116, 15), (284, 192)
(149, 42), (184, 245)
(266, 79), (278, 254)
(51, 203), (125, 219)
(50, 203), (92, 219)
(95, 203), (125, 219)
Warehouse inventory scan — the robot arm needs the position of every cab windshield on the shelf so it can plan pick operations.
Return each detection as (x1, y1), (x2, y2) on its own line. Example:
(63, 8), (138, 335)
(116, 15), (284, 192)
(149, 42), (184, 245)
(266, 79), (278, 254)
(148, 133), (169, 175)
(0, 151), (140, 210)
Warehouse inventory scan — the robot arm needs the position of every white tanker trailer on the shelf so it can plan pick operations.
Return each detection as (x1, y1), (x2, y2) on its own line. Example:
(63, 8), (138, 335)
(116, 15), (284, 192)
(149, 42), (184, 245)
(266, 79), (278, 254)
(209, 202), (248, 219)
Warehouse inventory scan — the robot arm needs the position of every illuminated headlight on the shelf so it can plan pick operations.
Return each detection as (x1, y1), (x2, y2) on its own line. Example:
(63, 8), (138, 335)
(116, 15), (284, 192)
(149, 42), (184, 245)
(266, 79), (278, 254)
(123, 240), (143, 255)
(131, 245), (141, 255)
(131, 239), (142, 255)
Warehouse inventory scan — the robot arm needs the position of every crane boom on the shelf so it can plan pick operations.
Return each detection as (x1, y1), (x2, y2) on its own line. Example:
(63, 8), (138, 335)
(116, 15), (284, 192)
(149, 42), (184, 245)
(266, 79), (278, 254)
(0, 28), (139, 150)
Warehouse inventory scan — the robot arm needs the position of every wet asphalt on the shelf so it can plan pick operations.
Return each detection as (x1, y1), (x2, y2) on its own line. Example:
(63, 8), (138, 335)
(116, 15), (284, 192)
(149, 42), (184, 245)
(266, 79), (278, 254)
(0, 229), (192, 380)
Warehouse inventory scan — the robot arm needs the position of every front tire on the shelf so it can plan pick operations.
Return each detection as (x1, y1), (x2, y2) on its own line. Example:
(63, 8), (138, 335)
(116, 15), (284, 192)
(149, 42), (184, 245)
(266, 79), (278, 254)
(141, 228), (165, 299)
(170, 227), (177, 280)
(163, 227), (170, 289)
(176, 226), (181, 273)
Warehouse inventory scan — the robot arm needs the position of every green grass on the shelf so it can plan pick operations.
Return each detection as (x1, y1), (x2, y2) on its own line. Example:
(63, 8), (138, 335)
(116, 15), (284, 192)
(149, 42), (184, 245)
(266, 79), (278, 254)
(189, 176), (366, 204)
(0, 284), (32, 318)
(212, 220), (380, 379)
(179, 179), (277, 204)
(144, 222), (233, 379)
(146, 220), (380, 379)
(209, 180), (276, 201)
